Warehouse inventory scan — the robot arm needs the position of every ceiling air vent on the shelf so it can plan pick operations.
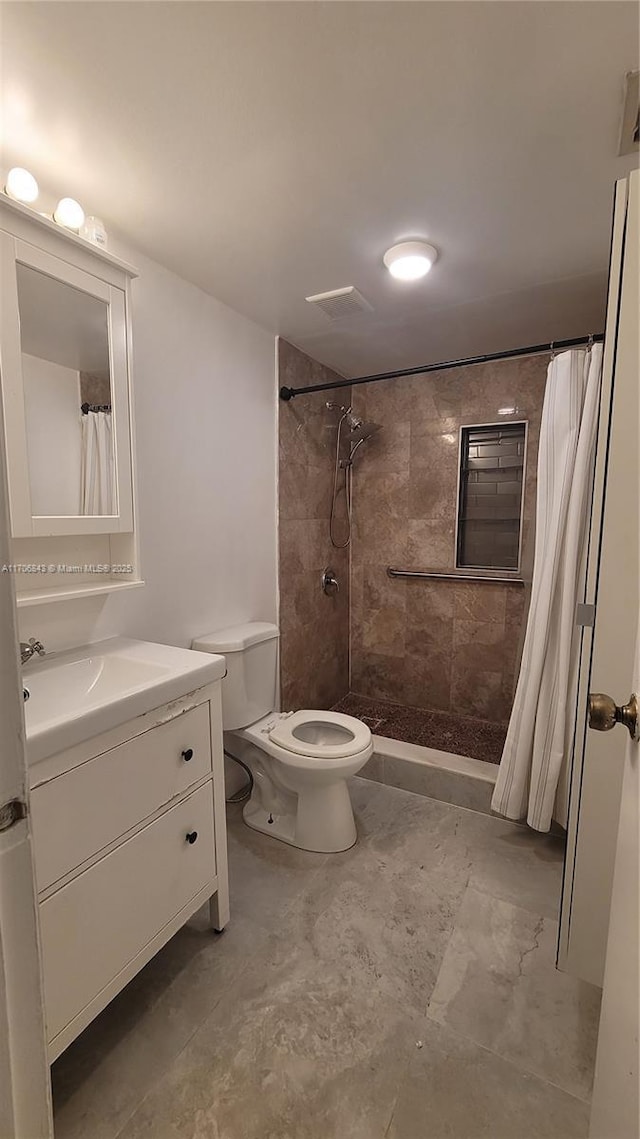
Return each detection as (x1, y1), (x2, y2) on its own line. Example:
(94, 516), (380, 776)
(619, 70), (639, 156)
(305, 286), (373, 320)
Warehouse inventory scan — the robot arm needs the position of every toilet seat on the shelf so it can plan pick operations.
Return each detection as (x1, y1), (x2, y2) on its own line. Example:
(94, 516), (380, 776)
(268, 709), (371, 759)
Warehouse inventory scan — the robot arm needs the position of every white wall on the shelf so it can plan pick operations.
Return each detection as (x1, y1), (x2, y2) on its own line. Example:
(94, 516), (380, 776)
(22, 354), (81, 517)
(18, 244), (278, 652)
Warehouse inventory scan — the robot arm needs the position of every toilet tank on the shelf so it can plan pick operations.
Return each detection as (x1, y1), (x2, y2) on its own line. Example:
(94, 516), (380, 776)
(192, 622), (279, 730)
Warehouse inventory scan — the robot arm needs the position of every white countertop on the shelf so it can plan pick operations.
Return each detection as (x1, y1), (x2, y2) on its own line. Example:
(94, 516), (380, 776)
(24, 636), (226, 765)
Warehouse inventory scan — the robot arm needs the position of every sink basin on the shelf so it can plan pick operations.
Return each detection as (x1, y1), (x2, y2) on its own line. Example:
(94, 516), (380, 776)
(24, 637), (226, 766)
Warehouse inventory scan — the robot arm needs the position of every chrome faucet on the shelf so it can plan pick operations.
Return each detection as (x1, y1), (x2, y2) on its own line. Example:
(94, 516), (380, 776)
(20, 637), (46, 666)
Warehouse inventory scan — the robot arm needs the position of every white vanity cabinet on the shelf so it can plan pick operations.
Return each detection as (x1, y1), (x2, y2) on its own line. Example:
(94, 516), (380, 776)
(28, 682), (229, 1062)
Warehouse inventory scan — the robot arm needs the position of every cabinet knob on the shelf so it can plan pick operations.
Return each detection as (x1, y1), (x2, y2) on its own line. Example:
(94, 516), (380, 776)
(181, 748), (194, 762)
(185, 830), (198, 845)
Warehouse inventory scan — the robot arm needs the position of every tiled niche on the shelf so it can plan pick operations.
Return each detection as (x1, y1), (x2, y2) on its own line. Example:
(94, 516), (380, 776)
(457, 422), (527, 570)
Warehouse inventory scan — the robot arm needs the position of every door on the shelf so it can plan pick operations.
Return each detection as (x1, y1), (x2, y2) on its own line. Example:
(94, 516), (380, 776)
(558, 170), (639, 988)
(0, 387), (52, 1132)
(589, 630), (639, 1138)
(588, 167), (640, 1137)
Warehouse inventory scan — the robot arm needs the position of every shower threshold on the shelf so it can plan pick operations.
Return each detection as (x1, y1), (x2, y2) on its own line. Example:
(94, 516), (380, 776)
(333, 693), (506, 816)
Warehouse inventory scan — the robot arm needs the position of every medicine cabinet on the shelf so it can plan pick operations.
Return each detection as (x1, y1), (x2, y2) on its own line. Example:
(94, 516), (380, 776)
(0, 196), (142, 606)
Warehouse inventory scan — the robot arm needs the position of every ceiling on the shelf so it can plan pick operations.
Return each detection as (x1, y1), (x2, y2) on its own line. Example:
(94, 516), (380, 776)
(1, 2), (638, 377)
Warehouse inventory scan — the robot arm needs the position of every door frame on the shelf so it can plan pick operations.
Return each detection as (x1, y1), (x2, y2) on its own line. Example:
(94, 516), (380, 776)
(557, 176), (631, 982)
(0, 380), (53, 1134)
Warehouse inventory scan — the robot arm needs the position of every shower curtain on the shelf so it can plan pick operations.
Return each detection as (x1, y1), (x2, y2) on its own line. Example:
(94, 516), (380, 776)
(80, 410), (114, 514)
(492, 344), (603, 832)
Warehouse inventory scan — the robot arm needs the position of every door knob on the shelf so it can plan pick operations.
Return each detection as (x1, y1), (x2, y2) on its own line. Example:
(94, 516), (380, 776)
(588, 692), (638, 739)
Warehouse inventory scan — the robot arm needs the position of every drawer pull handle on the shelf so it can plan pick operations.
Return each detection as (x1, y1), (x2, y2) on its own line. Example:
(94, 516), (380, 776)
(185, 830), (198, 845)
(181, 748), (194, 762)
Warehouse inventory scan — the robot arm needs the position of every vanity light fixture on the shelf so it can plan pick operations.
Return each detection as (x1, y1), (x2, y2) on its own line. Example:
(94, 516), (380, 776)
(5, 166), (39, 204)
(54, 197), (85, 232)
(383, 240), (438, 281)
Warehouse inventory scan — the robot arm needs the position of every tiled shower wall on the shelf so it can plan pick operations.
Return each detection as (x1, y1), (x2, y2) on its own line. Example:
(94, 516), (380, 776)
(278, 339), (351, 709)
(350, 356), (548, 723)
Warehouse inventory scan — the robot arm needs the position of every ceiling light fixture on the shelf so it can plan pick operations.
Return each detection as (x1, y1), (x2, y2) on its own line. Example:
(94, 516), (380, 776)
(54, 197), (85, 231)
(383, 240), (438, 281)
(5, 166), (39, 204)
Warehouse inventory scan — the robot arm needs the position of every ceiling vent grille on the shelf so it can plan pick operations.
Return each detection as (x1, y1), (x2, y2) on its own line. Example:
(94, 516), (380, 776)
(619, 70), (639, 156)
(305, 286), (373, 320)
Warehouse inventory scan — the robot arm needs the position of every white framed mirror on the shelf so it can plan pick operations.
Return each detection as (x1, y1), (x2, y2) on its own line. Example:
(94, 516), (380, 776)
(0, 235), (134, 537)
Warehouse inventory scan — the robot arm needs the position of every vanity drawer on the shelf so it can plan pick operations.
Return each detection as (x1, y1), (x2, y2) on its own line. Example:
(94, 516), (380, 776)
(32, 701), (212, 892)
(40, 782), (215, 1044)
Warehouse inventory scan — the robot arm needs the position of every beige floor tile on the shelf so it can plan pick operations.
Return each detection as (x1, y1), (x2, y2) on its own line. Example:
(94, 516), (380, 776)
(388, 1018), (590, 1139)
(51, 781), (599, 1139)
(428, 887), (601, 1100)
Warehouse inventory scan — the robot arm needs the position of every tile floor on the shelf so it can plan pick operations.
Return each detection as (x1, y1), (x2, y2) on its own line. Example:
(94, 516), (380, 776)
(51, 780), (600, 1139)
(333, 692), (508, 763)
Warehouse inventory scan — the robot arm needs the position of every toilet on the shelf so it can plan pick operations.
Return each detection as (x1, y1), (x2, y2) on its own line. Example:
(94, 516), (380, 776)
(192, 622), (372, 852)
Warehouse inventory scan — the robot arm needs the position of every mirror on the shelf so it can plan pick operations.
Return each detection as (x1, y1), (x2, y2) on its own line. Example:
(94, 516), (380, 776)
(16, 262), (116, 516)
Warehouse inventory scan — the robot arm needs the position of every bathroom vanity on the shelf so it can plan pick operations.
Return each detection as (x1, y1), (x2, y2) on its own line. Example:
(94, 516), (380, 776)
(24, 637), (229, 1062)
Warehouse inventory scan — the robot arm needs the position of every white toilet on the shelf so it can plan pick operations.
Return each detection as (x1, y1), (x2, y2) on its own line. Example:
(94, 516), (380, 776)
(192, 622), (372, 852)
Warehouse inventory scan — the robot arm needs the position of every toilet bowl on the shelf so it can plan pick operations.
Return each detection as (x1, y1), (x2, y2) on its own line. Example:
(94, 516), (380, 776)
(229, 709), (372, 852)
(192, 624), (372, 853)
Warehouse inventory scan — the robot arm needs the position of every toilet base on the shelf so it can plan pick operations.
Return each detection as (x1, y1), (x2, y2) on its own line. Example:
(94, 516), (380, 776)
(243, 778), (358, 854)
(242, 799), (298, 847)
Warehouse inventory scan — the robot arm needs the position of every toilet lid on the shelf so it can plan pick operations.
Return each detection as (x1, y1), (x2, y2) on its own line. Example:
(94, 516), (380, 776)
(268, 710), (372, 759)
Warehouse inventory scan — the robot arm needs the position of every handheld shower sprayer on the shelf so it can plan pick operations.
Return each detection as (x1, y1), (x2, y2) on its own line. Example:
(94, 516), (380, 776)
(327, 403), (382, 547)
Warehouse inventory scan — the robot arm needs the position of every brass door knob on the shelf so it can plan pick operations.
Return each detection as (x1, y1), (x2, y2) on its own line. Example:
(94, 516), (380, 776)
(588, 692), (638, 739)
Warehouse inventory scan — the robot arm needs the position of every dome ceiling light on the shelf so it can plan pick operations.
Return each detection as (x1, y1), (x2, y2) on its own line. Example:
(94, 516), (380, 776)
(383, 240), (438, 281)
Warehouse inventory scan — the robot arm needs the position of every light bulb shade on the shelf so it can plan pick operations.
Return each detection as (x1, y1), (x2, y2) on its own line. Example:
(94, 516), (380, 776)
(5, 167), (39, 204)
(54, 197), (85, 231)
(383, 241), (438, 281)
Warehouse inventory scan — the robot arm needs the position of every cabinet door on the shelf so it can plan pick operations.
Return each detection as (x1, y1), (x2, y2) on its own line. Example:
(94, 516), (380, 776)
(40, 783), (216, 1045)
(0, 234), (133, 537)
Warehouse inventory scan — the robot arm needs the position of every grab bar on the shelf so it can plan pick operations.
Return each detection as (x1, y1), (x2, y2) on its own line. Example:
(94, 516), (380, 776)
(386, 567), (525, 586)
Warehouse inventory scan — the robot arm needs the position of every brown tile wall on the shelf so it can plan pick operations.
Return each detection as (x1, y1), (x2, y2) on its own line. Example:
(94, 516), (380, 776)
(80, 371), (111, 406)
(278, 339), (351, 709)
(350, 356), (547, 723)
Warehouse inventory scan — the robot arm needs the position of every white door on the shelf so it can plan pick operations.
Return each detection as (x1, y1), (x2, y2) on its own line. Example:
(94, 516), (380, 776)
(589, 631), (640, 1138)
(587, 167), (640, 1139)
(558, 170), (639, 988)
(0, 387), (52, 1134)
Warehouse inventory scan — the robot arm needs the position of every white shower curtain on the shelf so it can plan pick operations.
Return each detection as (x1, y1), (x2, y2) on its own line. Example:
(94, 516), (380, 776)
(492, 344), (603, 832)
(80, 410), (115, 515)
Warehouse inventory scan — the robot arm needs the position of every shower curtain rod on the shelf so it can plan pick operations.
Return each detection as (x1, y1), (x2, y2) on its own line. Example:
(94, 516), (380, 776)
(278, 333), (604, 401)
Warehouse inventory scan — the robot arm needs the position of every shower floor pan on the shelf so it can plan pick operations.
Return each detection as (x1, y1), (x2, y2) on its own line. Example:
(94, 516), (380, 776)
(332, 693), (506, 816)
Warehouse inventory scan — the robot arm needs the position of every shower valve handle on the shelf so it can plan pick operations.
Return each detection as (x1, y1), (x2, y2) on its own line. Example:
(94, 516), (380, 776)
(321, 568), (339, 595)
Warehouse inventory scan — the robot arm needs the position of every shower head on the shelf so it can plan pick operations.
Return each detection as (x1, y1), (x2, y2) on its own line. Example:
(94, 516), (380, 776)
(347, 413), (382, 443)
